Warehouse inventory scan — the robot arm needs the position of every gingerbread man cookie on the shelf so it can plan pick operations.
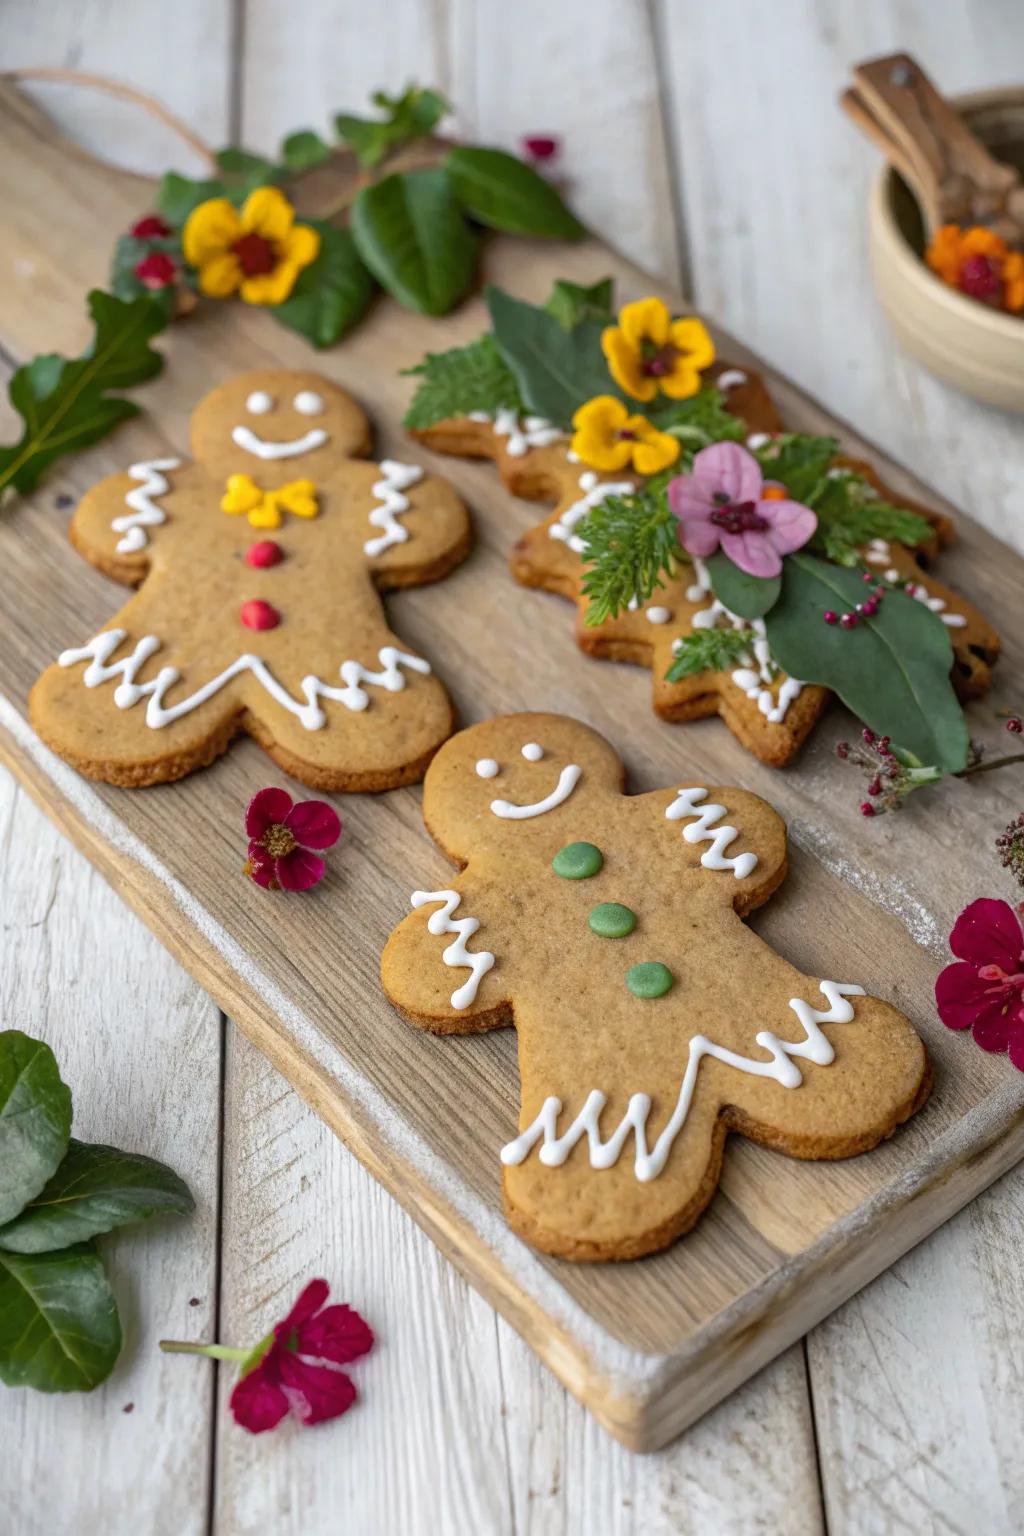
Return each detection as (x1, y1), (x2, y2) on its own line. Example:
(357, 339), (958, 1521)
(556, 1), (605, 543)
(382, 713), (930, 1260)
(410, 366), (998, 767)
(31, 370), (472, 789)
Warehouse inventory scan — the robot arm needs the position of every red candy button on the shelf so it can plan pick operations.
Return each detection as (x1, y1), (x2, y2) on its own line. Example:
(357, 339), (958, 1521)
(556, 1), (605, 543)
(241, 599), (281, 631)
(246, 540), (283, 568)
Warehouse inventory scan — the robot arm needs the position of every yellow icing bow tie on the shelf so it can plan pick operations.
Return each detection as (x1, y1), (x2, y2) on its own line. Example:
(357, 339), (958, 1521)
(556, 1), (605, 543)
(221, 473), (319, 529)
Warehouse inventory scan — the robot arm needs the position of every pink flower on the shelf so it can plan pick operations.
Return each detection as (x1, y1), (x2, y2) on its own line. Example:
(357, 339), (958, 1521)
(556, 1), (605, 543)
(935, 898), (1024, 1066)
(245, 786), (341, 891)
(230, 1279), (374, 1434)
(134, 252), (178, 290)
(130, 214), (172, 239)
(667, 442), (817, 578)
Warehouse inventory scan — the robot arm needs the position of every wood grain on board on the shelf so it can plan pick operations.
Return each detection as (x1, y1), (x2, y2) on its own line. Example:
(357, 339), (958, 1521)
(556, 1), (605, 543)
(2, 80), (1024, 1451)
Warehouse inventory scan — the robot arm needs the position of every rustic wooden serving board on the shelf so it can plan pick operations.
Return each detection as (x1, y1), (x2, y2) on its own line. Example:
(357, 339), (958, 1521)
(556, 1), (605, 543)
(3, 83), (1024, 1452)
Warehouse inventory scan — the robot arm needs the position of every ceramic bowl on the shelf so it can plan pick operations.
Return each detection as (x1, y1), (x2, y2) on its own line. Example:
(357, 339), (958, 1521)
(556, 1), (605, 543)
(868, 87), (1024, 411)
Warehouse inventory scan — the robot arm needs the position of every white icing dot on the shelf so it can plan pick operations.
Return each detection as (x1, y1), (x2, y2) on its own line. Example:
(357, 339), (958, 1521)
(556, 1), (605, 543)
(646, 606), (671, 624)
(476, 758), (500, 779)
(716, 369), (748, 391)
(746, 432), (772, 450)
(294, 390), (324, 416)
(521, 742), (544, 762)
(246, 391), (273, 415)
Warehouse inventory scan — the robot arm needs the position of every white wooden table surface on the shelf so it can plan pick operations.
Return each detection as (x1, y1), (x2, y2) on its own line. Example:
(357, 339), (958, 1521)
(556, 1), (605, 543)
(3, 3), (1024, 1532)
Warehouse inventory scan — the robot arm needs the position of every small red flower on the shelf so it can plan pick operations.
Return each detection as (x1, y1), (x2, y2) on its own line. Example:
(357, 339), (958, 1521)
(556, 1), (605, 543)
(245, 786), (341, 891)
(134, 252), (177, 290)
(521, 135), (560, 161)
(935, 898), (1024, 1066)
(230, 1279), (374, 1434)
(131, 214), (172, 239)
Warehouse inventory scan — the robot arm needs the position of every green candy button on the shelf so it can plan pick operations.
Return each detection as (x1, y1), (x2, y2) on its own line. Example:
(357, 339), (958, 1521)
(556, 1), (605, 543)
(552, 841), (603, 880)
(626, 961), (673, 999)
(589, 902), (637, 938)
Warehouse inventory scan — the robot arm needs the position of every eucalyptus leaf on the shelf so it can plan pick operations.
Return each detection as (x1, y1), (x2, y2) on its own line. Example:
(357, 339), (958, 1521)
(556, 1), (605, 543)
(485, 285), (617, 426)
(0, 1139), (194, 1254)
(0, 1244), (121, 1392)
(274, 223), (375, 347)
(351, 169), (477, 315)
(764, 553), (969, 772)
(0, 1032), (72, 1226)
(446, 147), (584, 239)
(705, 551), (781, 619)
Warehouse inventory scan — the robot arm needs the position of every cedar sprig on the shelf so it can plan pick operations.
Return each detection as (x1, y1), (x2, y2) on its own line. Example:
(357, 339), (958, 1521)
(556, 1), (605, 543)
(577, 477), (682, 627)
(664, 628), (752, 684)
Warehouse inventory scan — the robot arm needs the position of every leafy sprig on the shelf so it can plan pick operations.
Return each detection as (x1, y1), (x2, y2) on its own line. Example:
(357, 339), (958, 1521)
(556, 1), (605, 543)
(577, 474), (682, 627)
(664, 628), (752, 683)
(403, 335), (523, 428)
(0, 1030), (192, 1393)
(808, 471), (933, 564)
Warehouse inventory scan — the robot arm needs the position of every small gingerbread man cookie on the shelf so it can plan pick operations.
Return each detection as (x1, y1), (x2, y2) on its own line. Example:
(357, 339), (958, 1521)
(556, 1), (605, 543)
(31, 370), (471, 789)
(382, 713), (930, 1261)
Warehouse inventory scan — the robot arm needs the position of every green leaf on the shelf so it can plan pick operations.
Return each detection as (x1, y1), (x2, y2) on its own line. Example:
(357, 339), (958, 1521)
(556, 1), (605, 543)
(155, 172), (225, 227)
(809, 471), (933, 565)
(0, 1033), (72, 1226)
(705, 550), (781, 619)
(648, 385), (746, 446)
(665, 628), (753, 683)
(335, 85), (449, 169)
(0, 291), (166, 498)
(215, 147), (282, 193)
(273, 222), (375, 347)
(577, 478), (682, 626)
(0, 1243), (121, 1392)
(446, 146), (584, 239)
(0, 1139), (194, 1254)
(544, 277), (615, 330)
(753, 432), (838, 502)
(351, 169), (477, 316)
(764, 552), (969, 772)
(402, 334), (523, 428)
(486, 285), (616, 426)
(281, 129), (333, 172)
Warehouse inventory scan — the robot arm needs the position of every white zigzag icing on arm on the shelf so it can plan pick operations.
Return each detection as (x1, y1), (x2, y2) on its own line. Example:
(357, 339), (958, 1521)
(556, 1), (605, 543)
(111, 458), (181, 553)
(410, 889), (495, 1009)
(549, 469), (634, 553)
(364, 460), (424, 557)
(58, 630), (431, 732)
(500, 981), (865, 1181)
(665, 786), (758, 878)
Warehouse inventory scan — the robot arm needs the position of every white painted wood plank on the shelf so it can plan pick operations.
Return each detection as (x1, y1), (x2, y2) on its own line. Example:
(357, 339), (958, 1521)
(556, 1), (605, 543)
(0, 0), (232, 175)
(656, 0), (1024, 551)
(213, 1027), (823, 1536)
(240, 0), (681, 281)
(0, 767), (222, 1536)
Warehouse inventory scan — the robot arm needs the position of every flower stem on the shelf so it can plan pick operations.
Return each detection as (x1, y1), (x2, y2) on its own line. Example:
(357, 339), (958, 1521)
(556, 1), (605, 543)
(159, 1340), (247, 1361)
(957, 753), (1024, 780)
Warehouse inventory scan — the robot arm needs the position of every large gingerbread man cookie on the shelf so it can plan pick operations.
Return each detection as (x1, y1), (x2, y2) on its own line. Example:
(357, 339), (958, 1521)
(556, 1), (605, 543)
(31, 370), (471, 789)
(382, 713), (930, 1260)
(411, 365), (998, 767)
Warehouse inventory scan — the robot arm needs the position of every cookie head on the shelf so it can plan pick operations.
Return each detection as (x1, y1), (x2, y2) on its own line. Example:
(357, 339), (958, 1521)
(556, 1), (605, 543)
(422, 713), (625, 862)
(190, 370), (371, 486)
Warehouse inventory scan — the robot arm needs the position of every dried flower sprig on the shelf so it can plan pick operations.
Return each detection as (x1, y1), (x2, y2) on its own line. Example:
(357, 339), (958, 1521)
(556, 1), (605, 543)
(837, 715), (1024, 816)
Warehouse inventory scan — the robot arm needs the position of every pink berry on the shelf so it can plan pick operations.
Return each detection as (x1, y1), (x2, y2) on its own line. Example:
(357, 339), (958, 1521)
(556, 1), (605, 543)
(836, 742), (850, 759)
(246, 540), (284, 568)
(959, 253), (1003, 303)
(862, 571), (874, 584)
(240, 599), (281, 631)
(862, 598), (879, 616)
(904, 582), (917, 596)
(824, 609), (838, 625)
(867, 777), (882, 796)
(1008, 716), (1024, 734)
(840, 612), (859, 629)
(860, 802), (876, 817)
(862, 727), (875, 745)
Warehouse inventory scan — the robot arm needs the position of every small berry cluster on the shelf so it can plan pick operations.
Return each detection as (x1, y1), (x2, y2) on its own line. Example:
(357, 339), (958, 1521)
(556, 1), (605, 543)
(996, 814), (1024, 893)
(823, 571), (888, 629)
(835, 727), (945, 815)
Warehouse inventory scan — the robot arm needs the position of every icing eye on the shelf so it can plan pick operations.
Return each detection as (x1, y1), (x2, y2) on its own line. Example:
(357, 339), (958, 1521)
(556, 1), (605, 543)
(294, 390), (324, 416)
(246, 391), (273, 415)
(521, 742), (544, 761)
(475, 758), (500, 779)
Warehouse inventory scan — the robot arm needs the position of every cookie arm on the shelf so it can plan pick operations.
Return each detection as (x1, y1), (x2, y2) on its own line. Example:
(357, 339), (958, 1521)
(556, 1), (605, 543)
(69, 456), (189, 584)
(381, 888), (509, 1037)
(656, 782), (789, 914)
(362, 466), (471, 590)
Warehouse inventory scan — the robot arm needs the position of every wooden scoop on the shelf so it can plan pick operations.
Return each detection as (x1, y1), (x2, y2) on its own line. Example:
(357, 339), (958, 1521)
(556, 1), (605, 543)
(842, 52), (1024, 246)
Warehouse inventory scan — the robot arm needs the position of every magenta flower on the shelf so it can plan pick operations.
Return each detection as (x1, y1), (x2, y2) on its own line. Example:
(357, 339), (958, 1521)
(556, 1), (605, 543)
(935, 898), (1024, 1066)
(245, 786), (341, 891)
(668, 442), (817, 578)
(229, 1279), (374, 1434)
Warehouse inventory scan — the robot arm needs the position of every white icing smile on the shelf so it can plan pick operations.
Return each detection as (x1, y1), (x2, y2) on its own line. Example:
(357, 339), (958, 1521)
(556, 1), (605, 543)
(490, 763), (582, 820)
(231, 424), (329, 461)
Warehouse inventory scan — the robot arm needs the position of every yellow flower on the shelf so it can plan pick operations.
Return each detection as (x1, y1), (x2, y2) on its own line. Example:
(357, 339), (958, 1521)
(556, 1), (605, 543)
(602, 297), (715, 402)
(571, 396), (679, 475)
(183, 187), (320, 306)
(221, 474), (319, 528)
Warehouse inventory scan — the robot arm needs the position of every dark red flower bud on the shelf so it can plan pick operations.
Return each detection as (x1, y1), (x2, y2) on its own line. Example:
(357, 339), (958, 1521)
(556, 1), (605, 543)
(131, 214), (172, 239)
(522, 135), (560, 161)
(959, 252), (1003, 303)
(134, 252), (177, 290)
(836, 742), (850, 759)
(860, 801), (876, 817)
(862, 727), (875, 744)
(1007, 716), (1023, 735)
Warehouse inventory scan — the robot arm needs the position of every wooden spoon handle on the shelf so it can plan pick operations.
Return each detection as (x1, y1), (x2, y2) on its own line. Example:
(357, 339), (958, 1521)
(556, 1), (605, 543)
(851, 52), (1018, 233)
